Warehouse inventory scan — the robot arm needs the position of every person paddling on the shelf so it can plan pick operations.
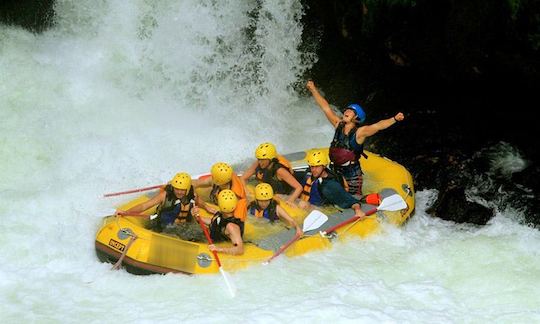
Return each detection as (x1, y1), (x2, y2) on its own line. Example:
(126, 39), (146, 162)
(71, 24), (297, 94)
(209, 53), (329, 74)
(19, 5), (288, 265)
(116, 172), (198, 232)
(241, 142), (303, 206)
(298, 149), (365, 219)
(306, 80), (405, 196)
(196, 189), (244, 255)
(193, 162), (248, 223)
(248, 183), (302, 236)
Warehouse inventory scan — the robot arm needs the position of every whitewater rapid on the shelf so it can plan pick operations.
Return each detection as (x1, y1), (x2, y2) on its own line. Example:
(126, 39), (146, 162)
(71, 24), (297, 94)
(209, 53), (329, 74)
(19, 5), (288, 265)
(1, 0), (539, 322)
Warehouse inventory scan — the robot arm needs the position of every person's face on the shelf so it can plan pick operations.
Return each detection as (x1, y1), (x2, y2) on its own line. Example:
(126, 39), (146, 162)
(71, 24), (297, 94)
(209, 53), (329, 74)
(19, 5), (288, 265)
(173, 188), (187, 198)
(342, 109), (357, 123)
(257, 159), (271, 169)
(257, 199), (271, 209)
(309, 165), (325, 178)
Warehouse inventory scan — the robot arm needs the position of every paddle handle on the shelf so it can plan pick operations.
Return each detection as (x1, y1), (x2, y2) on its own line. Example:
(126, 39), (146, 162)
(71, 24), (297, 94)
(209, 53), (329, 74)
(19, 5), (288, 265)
(117, 211), (150, 217)
(103, 184), (164, 197)
(321, 207), (378, 235)
(265, 233), (301, 264)
(196, 216), (222, 267)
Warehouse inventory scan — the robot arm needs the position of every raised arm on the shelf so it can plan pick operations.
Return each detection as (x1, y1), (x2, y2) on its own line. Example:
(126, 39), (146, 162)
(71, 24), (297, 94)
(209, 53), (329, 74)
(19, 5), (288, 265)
(356, 112), (404, 142)
(306, 80), (341, 127)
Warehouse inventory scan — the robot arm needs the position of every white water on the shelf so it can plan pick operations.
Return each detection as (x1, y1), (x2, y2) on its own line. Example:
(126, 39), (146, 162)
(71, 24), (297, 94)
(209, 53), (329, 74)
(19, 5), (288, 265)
(1, 1), (539, 322)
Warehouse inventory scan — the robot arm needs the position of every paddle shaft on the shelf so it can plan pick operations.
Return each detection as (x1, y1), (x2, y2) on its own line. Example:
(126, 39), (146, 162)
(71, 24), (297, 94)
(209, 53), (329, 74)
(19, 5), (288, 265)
(322, 206), (378, 235)
(265, 233), (301, 264)
(196, 216), (222, 267)
(103, 184), (164, 197)
(117, 211), (150, 217)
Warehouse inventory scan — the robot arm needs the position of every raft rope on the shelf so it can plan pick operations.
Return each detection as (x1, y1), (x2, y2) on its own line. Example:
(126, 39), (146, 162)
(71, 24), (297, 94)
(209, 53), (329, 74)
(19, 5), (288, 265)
(111, 229), (138, 270)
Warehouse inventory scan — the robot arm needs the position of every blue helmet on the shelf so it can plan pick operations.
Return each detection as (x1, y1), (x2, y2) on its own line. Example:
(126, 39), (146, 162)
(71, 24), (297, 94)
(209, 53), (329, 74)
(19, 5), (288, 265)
(346, 103), (366, 123)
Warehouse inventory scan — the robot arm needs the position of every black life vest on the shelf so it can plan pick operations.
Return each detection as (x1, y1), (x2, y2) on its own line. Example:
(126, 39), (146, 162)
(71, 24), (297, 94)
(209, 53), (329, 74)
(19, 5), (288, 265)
(330, 122), (367, 164)
(248, 199), (279, 222)
(209, 212), (245, 243)
(255, 158), (292, 194)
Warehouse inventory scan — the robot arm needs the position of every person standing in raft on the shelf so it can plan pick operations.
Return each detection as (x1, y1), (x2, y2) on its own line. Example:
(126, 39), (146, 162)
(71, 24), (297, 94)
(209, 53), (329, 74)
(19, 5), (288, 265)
(193, 162), (247, 223)
(240, 142), (303, 206)
(306, 80), (405, 196)
(196, 189), (244, 255)
(116, 172), (199, 232)
(298, 149), (366, 219)
(248, 183), (303, 236)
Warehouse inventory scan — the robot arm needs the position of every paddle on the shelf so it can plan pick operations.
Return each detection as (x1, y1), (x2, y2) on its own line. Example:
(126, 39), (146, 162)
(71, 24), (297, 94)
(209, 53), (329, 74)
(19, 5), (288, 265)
(195, 215), (237, 298)
(103, 173), (211, 198)
(263, 209), (329, 265)
(320, 194), (407, 237)
(103, 184), (165, 198)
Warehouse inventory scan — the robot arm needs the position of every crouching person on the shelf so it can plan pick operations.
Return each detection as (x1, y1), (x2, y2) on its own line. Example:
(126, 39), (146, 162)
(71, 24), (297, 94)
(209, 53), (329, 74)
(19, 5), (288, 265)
(198, 189), (244, 255)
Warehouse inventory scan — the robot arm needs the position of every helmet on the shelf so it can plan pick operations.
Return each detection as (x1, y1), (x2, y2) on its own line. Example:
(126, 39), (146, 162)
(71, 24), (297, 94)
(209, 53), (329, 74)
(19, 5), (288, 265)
(346, 103), (366, 123)
(255, 183), (274, 200)
(255, 142), (277, 160)
(211, 162), (233, 185)
(307, 149), (329, 167)
(218, 189), (238, 213)
(170, 172), (191, 190)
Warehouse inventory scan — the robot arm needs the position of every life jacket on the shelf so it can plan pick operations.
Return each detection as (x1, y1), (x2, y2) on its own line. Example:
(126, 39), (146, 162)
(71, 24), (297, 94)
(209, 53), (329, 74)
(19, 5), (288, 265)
(209, 212), (245, 243)
(248, 199), (279, 222)
(329, 122), (367, 165)
(255, 156), (294, 194)
(156, 184), (195, 228)
(209, 173), (247, 222)
(299, 173), (324, 206)
(300, 168), (348, 204)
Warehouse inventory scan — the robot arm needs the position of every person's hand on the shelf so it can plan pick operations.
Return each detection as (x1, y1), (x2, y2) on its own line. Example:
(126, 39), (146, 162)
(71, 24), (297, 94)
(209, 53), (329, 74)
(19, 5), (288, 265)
(355, 209), (366, 219)
(192, 206), (200, 217)
(298, 200), (310, 210)
(285, 200), (297, 208)
(208, 244), (218, 252)
(306, 80), (316, 92)
(115, 210), (125, 217)
(295, 226), (303, 237)
(394, 112), (405, 122)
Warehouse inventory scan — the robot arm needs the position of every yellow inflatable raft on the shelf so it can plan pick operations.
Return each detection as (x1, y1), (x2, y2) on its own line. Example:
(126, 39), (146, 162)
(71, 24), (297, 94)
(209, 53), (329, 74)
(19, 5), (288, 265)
(95, 149), (415, 275)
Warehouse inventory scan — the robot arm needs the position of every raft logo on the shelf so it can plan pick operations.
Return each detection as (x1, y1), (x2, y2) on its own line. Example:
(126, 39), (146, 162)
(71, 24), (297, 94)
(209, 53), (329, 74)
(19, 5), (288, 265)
(109, 239), (126, 252)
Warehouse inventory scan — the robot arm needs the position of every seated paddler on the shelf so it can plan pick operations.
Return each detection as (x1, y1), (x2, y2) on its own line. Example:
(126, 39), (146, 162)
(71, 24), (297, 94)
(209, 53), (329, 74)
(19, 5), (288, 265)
(248, 183), (302, 236)
(196, 189), (244, 255)
(240, 142), (303, 206)
(115, 172), (197, 232)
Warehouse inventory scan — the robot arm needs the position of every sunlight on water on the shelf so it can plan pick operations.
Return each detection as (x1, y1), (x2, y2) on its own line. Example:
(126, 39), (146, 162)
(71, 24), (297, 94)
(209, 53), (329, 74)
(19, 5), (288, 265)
(1, 0), (539, 322)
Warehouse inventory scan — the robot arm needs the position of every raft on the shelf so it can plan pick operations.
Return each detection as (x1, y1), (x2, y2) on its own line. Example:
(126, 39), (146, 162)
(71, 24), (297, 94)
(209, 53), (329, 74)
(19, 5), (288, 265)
(95, 149), (415, 275)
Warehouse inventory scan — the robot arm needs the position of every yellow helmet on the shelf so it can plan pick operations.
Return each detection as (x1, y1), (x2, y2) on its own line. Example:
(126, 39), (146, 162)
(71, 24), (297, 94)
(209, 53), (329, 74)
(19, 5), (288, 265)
(211, 162), (233, 185)
(170, 172), (191, 190)
(218, 189), (238, 213)
(255, 183), (274, 200)
(307, 149), (329, 167)
(255, 142), (277, 160)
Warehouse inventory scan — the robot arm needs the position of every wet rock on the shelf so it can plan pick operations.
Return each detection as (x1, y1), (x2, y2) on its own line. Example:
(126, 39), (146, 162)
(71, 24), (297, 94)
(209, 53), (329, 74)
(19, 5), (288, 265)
(427, 186), (493, 225)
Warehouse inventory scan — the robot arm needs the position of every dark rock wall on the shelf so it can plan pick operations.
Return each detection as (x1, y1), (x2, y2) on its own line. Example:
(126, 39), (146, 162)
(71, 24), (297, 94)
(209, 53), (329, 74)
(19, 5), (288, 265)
(300, 0), (540, 225)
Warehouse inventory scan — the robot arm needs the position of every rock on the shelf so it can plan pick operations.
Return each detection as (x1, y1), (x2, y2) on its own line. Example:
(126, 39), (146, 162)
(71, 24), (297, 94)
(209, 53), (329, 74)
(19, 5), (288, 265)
(427, 186), (493, 225)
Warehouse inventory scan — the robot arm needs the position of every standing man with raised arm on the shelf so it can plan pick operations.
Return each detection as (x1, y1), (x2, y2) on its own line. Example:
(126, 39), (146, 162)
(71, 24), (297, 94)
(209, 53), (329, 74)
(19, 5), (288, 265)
(306, 80), (405, 197)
